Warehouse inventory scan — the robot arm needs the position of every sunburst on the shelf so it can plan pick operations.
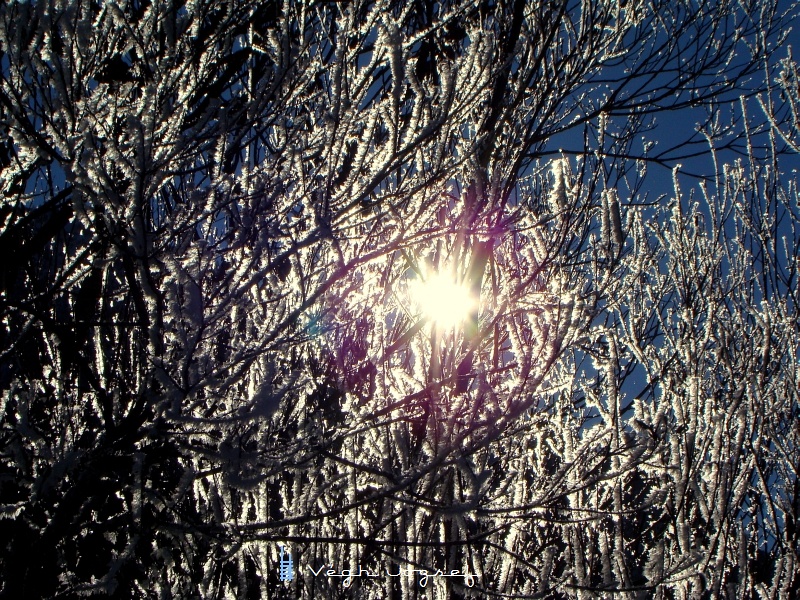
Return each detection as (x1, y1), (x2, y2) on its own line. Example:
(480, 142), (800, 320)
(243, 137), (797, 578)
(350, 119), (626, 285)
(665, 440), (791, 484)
(408, 266), (476, 330)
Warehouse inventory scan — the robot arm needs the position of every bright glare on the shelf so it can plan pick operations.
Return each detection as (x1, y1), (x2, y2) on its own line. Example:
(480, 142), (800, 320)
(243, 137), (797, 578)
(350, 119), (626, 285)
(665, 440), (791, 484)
(409, 270), (476, 329)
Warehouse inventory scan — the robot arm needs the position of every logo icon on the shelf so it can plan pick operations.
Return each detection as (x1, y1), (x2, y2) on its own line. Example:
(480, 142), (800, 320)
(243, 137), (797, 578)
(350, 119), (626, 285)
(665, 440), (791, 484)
(279, 545), (294, 582)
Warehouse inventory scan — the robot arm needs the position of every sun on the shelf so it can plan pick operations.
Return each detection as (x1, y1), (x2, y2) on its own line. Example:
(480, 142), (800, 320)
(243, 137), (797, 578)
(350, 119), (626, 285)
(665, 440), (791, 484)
(409, 268), (476, 329)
